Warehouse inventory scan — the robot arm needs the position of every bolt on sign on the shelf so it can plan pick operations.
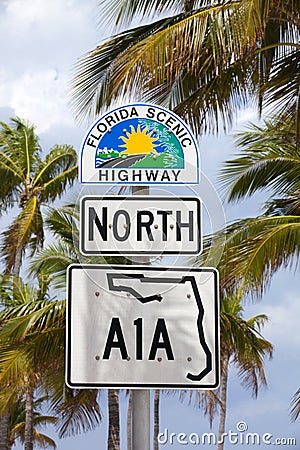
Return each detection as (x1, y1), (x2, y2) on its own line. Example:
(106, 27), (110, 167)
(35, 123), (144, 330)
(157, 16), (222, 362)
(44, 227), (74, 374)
(79, 103), (199, 185)
(66, 265), (219, 389)
(80, 196), (202, 256)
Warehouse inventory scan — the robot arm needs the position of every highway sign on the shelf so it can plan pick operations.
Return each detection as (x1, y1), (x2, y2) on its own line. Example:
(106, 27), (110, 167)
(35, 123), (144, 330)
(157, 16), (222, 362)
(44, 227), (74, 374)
(66, 265), (219, 389)
(79, 103), (200, 185)
(80, 196), (202, 256)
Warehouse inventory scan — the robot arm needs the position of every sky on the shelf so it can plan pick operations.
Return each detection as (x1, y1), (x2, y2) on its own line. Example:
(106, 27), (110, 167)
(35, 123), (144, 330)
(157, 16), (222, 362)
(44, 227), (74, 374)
(0, 0), (299, 449)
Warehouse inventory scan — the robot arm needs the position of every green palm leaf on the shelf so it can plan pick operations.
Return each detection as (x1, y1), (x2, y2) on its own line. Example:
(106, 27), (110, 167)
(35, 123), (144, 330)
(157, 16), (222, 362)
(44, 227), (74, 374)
(31, 430), (57, 449)
(8, 396), (58, 449)
(290, 389), (300, 422)
(202, 215), (300, 297)
(98, 0), (187, 28)
(72, 0), (300, 135)
(0, 299), (65, 353)
(171, 57), (250, 133)
(52, 389), (102, 438)
(45, 205), (79, 245)
(0, 117), (78, 272)
(220, 118), (300, 202)
(71, 1), (249, 120)
(263, 49), (300, 141)
(1, 197), (43, 272)
(0, 118), (41, 178)
(220, 297), (272, 399)
(29, 243), (78, 291)
(34, 145), (78, 203)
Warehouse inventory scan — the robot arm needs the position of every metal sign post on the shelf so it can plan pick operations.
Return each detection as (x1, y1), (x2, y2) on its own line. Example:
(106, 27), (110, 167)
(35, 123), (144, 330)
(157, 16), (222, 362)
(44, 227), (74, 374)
(132, 185), (150, 450)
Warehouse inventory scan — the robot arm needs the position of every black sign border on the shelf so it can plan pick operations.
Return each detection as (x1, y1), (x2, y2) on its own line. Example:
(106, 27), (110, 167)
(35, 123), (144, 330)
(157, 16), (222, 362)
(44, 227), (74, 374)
(80, 196), (202, 256)
(66, 264), (219, 390)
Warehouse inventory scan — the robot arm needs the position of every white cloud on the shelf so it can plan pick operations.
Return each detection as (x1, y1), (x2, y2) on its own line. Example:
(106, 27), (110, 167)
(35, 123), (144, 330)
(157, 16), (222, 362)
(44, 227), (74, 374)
(234, 107), (258, 127)
(248, 287), (300, 349)
(8, 69), (72, 133)
(0, 0), (100, 133)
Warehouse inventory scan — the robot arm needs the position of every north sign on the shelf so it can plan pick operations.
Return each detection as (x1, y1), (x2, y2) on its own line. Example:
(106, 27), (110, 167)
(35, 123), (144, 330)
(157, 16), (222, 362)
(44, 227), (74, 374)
(66, 265), (219, 389)
(80, 196), (202, 256)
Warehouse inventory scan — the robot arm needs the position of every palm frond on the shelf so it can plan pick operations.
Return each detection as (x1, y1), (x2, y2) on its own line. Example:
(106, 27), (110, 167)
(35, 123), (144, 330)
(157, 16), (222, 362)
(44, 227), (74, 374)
(200, 215), (300, 297)
(179, 389), (221, 427)
(219, 296), (272, 397)
(0, 275), (36, 307)
(73, 0), (300, 130)
(71, 16), (180, 119)
(98, 0), (186, 29)
(0, 149), (23, 180)
(220, 117), (300, 201)
(52, 389), (102, 438)
(171, 56), (251, 133)
(263, 49), (300, 142)
(1, 197), (43, 271)
(31, 430), (57, 449)
(71, 1), (252, 121)
(0, 300), (65, 344)
(264, 192), (300, 216)
(8, 396), (58, 449)
(0, 346), (31, 402)
(12, 422), (57, 449)
(234, 330), (273, 397)
(34, 145), (78, 203)
(33, 145), (77, 184)
(0, 118), (41, 177)
(29, 242), (78, 290)
(44, 205), (79, 245)
(290, 388), (300, 422)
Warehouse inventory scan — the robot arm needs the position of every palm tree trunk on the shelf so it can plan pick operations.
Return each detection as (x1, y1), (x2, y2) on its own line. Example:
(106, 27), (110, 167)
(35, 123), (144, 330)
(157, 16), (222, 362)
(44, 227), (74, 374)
(0, 247), (23, 448)
(153, 390), (160, 450)
(108, 389), (120, 450)
(217, 356), (229, 450)
(127, 391), (132, 450)
(12, 246), (22, 277)
(24, 385), (34, 450)
(0, 413), (9, 450)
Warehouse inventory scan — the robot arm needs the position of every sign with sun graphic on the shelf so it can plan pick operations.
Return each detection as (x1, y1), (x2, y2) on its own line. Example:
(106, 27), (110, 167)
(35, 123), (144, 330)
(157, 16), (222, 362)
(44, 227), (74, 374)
(80, 104), (199, 185)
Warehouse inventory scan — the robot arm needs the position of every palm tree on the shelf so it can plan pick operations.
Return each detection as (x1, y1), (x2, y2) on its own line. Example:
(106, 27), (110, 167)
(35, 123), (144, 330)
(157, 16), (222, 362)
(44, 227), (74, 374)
(169, 296), (272, 449)
(0, 275), (102, 449)
(199, 113), (300, 421)
(0, 116), (77, 449)
(108, 390), (120, 449)
(153, 390), (160, 450)
(71, 0), (300, 135)
(8, 396), (57, 450)
(0, 275), (64, 450)
(212, 114), (300, 297)
(31, 205), (124, 449)
(0, 117), (77, 275)
(216, 296), (273, 449)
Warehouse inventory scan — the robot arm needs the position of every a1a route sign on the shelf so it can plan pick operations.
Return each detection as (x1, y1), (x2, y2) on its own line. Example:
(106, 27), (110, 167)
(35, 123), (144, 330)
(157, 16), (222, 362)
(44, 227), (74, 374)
(80, 196), (202, 256)
(66, 265), (219, 389)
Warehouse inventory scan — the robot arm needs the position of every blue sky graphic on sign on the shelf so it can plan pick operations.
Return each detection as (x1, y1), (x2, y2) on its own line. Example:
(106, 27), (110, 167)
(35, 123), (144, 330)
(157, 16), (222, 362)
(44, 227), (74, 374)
(95, 119), (185, 169)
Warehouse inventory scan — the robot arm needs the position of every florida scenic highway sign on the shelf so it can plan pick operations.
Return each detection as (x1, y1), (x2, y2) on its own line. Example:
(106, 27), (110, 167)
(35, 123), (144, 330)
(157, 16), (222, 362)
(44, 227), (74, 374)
(80, 196), (202, 256)
(79, 103), (199, 185)
(66, 265), (219, 389)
